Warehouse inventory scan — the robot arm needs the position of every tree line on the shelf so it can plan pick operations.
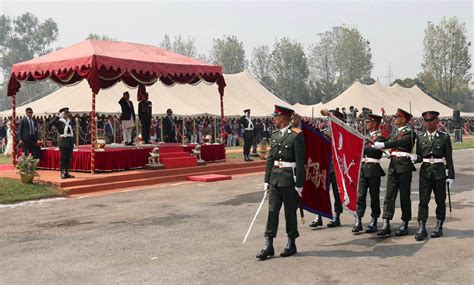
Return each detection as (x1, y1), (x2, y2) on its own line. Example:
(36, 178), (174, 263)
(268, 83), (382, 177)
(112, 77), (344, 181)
(0, 12), (472, 112)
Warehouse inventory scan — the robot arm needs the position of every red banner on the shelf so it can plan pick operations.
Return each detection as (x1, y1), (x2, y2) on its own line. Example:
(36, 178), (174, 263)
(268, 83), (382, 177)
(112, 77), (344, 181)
(301, 122), (333, 219)
(329, 116), (365, 212)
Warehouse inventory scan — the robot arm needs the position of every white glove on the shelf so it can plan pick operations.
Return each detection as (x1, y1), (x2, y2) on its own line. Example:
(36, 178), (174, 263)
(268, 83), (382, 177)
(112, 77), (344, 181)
(295, 187), (303, 197)
(410, 154), (418, 163)
(372, 142), (385, 149)
(264, 183), (269, 191)
(446, 179), (454, 189)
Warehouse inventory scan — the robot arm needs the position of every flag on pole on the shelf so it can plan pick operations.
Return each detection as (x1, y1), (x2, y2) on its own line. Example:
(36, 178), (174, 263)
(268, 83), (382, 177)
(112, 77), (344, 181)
(301, 121), (333, 219)
(329, 115), (365, 212)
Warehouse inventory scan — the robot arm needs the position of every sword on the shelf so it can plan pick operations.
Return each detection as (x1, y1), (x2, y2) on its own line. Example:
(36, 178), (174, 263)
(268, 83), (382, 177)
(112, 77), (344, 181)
(447, 181), (452, 213)
(243, 190), (267, 244)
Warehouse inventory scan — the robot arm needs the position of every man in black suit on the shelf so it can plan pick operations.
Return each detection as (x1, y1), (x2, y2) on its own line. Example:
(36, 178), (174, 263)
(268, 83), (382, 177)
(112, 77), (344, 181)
(18, 107), (40, 159)
(163, 109), (177, 143)
(104, 115), (115, 144)
(138, 92), (152, 144)
(118, 91), (136, 145)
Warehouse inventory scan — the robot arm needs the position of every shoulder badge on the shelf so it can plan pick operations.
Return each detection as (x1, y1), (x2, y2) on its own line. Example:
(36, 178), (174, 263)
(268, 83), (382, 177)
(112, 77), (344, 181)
(291, 127), (302, 134)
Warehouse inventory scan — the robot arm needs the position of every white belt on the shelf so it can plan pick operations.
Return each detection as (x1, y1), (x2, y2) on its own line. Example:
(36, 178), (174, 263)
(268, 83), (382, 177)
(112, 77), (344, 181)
(391, 151), (411, 158)
(245, 128), (254, 131)
(422, 158), (445, 164)
(363, 157), (380, 163)
(274, 161), (296, 168)
(60, 134), (74, 138)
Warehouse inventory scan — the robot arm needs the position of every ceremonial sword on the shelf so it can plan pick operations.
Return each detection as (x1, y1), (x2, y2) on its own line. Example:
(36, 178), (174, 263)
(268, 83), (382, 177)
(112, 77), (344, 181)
(242, 190), (267, 244)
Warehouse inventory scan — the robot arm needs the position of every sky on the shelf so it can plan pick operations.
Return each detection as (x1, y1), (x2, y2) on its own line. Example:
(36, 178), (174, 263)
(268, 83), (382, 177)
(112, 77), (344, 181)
(1, 0), (472, 85)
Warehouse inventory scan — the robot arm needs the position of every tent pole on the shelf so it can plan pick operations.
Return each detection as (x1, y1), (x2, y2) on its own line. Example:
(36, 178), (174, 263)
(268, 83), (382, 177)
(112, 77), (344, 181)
(11, 94), (17, 166)
(91, 92), (96, 174)
(220, 93), (224, 142)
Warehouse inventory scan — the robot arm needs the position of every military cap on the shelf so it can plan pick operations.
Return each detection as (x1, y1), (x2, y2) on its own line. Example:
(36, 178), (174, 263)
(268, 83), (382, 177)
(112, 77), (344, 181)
(59, 107), (69, 114)
(243, 109), (251, 113)
(272, 105), (294, 117)
(394, 108), (412, 121)
(367, 114), (383, 124)
(421, 111), (440, 121)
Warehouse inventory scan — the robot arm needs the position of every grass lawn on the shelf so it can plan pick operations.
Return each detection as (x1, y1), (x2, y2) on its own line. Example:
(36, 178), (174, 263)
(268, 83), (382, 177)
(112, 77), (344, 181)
(452, 136), (474, 150)
(0, 178), (65, 204)
(0, 155), (11, 165)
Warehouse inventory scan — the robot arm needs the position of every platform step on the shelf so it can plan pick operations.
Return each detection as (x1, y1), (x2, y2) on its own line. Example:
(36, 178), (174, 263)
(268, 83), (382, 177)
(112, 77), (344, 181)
(159, 146), (188, 153)
(186, 174), (232, 182)
(56, 160), (266, 188)
(159, 152), (193, 159)
(160, 157), (198, 169)
(64, 164), (265, 195)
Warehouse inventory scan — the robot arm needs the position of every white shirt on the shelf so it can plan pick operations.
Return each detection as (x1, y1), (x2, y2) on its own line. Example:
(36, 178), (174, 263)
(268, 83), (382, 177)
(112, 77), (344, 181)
(280, 124), (291, 136)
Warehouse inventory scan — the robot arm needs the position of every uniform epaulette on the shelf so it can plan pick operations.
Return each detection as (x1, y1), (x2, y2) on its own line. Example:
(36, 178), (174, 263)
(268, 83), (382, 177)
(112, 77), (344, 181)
(438, 131), (448, 134)
(272, 129), (280, 134)
(291, 127), (302, 134)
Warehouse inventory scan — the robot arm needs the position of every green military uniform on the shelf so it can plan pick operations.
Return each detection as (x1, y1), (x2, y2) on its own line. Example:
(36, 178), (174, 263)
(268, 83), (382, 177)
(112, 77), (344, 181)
(415, 130), (454, 222)
(264, 125), (305, 239)
(357, 129), (386, 219)
(382, 125), (416, 222)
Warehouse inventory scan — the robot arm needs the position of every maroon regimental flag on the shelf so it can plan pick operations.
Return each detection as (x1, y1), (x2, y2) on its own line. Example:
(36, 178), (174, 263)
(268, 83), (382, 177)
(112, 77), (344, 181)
(329, 116), (365, 212)
(301, 122), (333, 219)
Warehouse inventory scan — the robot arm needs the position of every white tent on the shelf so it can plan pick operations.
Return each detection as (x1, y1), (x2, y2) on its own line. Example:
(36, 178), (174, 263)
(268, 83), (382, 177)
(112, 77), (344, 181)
(293, 81), (473, 118)
(0, 71), (291, 117)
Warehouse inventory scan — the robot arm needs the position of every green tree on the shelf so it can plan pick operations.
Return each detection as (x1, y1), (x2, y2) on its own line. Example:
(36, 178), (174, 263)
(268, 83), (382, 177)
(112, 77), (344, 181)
(334, 26), (373, 89)
(86, 33), (116, 41)
(0, 13), (59, 111)
(308, 28), (343, 102)
(159, 33), (197, 58)
(209, 35), (246, 74)
(250, 45), (274, 91)
(270, 38), (309, 104)
(418, 17), (472, 109)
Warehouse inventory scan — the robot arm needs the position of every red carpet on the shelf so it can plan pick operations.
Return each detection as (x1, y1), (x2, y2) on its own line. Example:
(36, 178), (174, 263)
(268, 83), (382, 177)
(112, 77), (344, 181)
(0, 164), (15, 171)
(185, 174), (232, 182)
(159, 145), (197, 169)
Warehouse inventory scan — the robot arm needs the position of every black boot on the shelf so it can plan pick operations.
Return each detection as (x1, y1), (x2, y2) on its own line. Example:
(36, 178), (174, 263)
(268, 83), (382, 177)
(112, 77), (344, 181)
(309, 215), (323, 228)
(352, 215), (363, 233)
(280, 238), (297, 257)
(395, 220), (409, 236)
(377, 219), (391, 236)
(415, 220), (428, 241)
(65, 169), (75, 179)
(60, 168), (67, 179)
(366, 218), (378, 233)
(327, 213), (341, 227)
(256, 237), (274, 260)
(431, 220), (444, 238)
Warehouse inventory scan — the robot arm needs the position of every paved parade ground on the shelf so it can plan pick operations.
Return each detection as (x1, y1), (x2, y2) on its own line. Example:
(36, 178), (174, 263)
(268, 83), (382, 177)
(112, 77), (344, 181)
(1, 149), (473, 284)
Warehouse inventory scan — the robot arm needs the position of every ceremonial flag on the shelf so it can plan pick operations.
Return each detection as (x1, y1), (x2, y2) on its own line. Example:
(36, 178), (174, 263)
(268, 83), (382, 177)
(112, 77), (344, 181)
(301, 122), (333, 219)
(329, 116), (365, 212)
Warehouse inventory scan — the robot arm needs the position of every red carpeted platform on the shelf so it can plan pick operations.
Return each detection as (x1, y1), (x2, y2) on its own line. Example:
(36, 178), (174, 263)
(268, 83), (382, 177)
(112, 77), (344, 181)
(159, 145), (197, 169)
(185, 174), (232, 182)
(0, 164), (15, 171)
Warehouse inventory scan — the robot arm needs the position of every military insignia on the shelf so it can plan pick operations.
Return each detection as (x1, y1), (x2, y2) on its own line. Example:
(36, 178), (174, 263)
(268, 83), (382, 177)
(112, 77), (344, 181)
(291, 127), (302, 134)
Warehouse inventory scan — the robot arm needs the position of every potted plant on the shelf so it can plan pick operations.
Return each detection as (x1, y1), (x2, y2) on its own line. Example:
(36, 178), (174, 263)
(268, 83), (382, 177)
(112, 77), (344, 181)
(16, 154), (40, 184)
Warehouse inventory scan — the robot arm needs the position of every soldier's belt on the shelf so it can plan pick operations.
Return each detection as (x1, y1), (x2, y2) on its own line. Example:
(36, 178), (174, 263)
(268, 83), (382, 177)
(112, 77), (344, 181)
(60, 134), (74, 138)
(362, 157), (380, 163)
(390, 151), (411, 158)
(273, 161), (296, 168)
(244, 128), (254, 131)
(422, 158), (445, 164)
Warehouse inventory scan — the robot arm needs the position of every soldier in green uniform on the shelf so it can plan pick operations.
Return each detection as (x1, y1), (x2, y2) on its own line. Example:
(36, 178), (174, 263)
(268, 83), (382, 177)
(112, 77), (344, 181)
(412, 111), (454, 241)
(352, 114), (387, 233)
(256, 105), (305, 260)
(372, 108), (415, 236)
(49, 107), (75, 179)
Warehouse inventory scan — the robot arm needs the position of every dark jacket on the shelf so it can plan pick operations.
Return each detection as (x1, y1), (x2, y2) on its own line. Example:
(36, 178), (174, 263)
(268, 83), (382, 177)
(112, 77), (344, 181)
(265, 127), (306, 188)
(163, 116), (176, 142)
(138, 100), (152, 121)
(118, 98), (136, 121)
(49, 117), (74, 149)
(415, 131), (455, 179)
(383, 125), (416, 173)
(18, 116), (38, 142)
(361, 130), (387, 178)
